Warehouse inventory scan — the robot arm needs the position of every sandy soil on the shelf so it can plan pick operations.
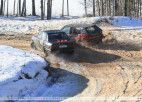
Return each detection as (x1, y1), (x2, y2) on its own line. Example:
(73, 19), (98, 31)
(0, 30), (142, 102)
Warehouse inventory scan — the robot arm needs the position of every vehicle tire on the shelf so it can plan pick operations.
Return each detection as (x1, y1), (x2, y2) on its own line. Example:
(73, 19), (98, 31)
(94, 37), (103, 44)
(31, 41), (36, 50)
(70, 50), (74, 54)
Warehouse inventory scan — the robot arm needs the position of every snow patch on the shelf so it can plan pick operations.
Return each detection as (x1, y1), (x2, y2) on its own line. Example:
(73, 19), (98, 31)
(0, 16), (142, 35)
(0, 45), (49, 97)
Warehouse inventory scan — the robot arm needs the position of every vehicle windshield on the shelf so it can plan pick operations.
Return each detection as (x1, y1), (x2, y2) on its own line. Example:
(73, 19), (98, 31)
(48, 32), (70, 42)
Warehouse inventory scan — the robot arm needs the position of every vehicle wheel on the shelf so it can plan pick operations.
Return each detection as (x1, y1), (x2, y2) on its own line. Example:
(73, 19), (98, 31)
(94, 37), (103, 44)
(43, 47), (50, 57)
(31, 41), (36, 50)
(70, 50), (74, 54)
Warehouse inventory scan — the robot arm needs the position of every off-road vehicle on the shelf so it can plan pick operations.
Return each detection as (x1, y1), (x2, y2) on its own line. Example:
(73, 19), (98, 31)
(61, 23), (103, 46)
(31, 30), (74, 56)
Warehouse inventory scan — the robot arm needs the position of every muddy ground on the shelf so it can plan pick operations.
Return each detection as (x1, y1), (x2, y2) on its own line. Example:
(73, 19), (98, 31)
(0, 30), (142, 102)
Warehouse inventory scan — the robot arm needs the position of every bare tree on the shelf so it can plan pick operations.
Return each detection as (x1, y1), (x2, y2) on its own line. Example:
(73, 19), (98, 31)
(44, 0), (46, 16)
(67, 0), (69, 16)
(13, 0), (16, 15)
(124, 0), (127, 16)
(32, 0), (36, 16)
(3, 0), (6, 15)
(19, 0), (21, 15)
(47, 0), (51, 20)
(93, 0), (95, 16)
(41, 0), (44, 20)
(62, 0), (64, 17)
(7, 0), (8, 17)
(0, 0), (4, 15)
(84, 0), (87, 17)
(115, 0), (118, 16)
(101, 0), (104, 16)
(21, 0), (26, 16)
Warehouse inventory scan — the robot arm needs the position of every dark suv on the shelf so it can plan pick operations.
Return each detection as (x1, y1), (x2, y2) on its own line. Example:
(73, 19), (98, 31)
(31, 30), (74, 56)
(61, 23), (103, 46)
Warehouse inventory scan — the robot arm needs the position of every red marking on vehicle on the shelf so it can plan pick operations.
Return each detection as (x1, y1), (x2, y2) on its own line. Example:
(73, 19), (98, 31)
(75, 37), (79, 43)
(57, 40), (60, 43)
(85, 34), (103, 40)
(65, 40), (67, 42)
(61, 40), (64, 42)
(79, 34), (88, 40)
(67, 33), (69, 36)
(51, 45), (58, 50)
(75, 34), (103, 42)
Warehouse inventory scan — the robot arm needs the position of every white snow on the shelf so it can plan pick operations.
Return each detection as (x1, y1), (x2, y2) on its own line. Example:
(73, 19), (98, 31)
(0, 16), (142, 35)
(0, 45), (49, 97)
(0, 45), (88, 101)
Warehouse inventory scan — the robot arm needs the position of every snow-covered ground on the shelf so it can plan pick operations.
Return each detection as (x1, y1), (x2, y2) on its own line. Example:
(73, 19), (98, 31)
(0, 45), (49, 98)
(0, 16), (142, 35)
(0, 45), (88, 101)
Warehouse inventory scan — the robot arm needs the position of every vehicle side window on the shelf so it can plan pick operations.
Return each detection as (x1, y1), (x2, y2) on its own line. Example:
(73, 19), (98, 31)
(70, 27), (80, 35)
(86, 26), (96, 33)
(42, 33), (47, 41)
(62, 27), (70, 34)
(81, 28), (87, 34)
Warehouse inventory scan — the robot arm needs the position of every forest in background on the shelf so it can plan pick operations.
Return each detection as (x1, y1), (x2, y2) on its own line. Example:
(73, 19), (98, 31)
(0, 0), (141, 20)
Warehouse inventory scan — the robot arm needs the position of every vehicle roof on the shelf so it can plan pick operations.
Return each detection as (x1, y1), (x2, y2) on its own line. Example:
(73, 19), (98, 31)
(42, 30), (64, 34)
(64, 23), (95, 27)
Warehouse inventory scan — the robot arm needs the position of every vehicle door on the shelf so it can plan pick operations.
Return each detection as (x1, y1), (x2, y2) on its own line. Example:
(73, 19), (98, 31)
(39, 32), (47, 51)
(69, 27), (79, 41)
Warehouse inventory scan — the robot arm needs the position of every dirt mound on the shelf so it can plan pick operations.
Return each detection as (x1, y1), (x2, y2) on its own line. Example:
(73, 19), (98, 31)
(94, 19), (113, 26)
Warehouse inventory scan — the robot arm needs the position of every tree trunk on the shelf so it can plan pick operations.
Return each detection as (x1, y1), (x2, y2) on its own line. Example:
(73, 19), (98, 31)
(41, 0), (44, 20)
(108, 0), (111, 16)
(101, 0), (104, 16)
(93, 0), (95, 17)
(21, 0), (26, 16)
(47, 0), (51, 20)
(7, 0), (8, 17)
(67, 0), (69, 16)
(44, 0), (46, 16)
(13, 0), (16, 15)
(84, 0), (87, 17)
(140, 0), (141, 17)
(0, 0), (3, 15)
(115, 0), (118, 16)
(97, 0), (100, 16)
(32, 0), (36, 16)
(62, 0), (64, 17)
(124, 0), (127, 16)
(2, 0), (6, 15)
(19, 0), (21, 15)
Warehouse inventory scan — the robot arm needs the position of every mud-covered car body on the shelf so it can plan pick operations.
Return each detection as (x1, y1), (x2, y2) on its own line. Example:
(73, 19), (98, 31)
(61, 23), (103, 45)
(31, 30), (74, 56)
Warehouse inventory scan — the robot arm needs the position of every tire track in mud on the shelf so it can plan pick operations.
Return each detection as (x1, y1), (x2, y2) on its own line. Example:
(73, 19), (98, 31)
(47, 51), (142, 102)
(0, 34), (142, 101)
